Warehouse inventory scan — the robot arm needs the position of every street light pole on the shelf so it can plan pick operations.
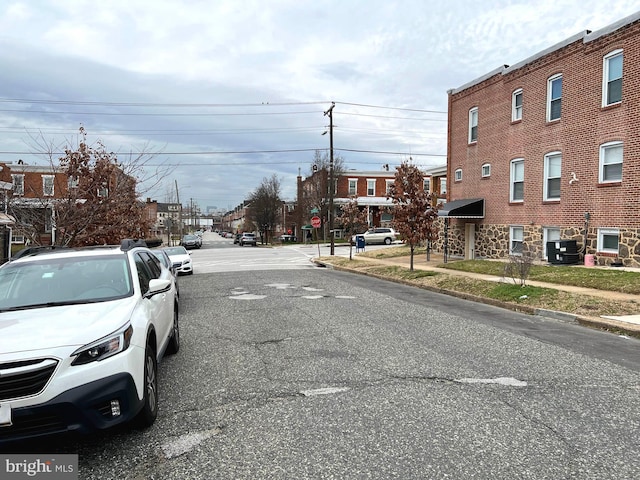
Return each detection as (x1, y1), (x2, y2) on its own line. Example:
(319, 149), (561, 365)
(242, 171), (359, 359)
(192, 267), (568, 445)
(324, 102), (335, 255)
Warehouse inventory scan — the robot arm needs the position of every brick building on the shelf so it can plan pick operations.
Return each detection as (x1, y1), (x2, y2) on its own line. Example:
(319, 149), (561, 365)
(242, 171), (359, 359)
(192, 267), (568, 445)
(444, 12), (640, 267)
(294, 166), (447, 241)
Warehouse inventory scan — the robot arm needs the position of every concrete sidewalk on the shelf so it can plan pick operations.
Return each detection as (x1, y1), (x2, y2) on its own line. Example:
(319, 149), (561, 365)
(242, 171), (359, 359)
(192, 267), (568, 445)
(332, 251), (640, 334)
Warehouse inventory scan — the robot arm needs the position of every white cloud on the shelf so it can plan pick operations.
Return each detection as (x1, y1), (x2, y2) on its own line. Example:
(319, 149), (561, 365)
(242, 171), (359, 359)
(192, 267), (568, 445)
(0, 0), (638, 209)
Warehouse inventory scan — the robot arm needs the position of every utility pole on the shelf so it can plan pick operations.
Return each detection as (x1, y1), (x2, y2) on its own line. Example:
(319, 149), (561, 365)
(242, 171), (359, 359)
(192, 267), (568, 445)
(175, 179), (182, 243)
(324, 102), (335, 255)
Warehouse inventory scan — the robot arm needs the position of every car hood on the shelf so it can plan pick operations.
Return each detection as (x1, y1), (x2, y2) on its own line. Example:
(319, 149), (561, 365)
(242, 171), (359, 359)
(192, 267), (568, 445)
(0, 297), (137, 355)
(167, 254), (190, 262)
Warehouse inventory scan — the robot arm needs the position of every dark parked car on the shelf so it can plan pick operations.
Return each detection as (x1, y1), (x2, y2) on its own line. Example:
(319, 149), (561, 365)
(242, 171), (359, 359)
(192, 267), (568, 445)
(180, 234), (201, 249)
(233, 233), (241, 244)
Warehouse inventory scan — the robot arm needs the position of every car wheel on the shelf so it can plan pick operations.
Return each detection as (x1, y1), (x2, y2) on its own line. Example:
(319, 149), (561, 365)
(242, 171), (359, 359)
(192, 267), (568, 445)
(166, 308), (180, 355)
(135, 344), (158, 427)
(384, 237), (392, 245)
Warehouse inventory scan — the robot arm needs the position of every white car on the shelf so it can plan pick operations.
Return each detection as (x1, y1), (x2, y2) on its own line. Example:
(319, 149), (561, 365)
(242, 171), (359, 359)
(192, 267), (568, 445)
(0, 239), (179, 444)
(163, 246), (193, 275)
(352, 227), (398, 245)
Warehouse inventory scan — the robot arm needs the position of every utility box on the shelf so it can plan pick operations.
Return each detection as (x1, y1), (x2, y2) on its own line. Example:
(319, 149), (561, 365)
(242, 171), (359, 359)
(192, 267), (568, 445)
(547, 240), (580, 265)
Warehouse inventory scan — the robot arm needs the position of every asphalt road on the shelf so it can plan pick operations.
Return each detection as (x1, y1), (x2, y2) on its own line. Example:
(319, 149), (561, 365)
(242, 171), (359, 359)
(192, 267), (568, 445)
(8, 243), (640, 479)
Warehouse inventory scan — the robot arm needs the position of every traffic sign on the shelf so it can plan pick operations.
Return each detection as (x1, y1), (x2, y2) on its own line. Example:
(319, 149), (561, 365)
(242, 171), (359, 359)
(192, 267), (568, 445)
(311, 216), (321, 228)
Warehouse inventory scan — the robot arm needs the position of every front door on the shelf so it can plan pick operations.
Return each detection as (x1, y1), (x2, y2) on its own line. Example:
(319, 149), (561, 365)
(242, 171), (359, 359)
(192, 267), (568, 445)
(465, 223), (475, 260)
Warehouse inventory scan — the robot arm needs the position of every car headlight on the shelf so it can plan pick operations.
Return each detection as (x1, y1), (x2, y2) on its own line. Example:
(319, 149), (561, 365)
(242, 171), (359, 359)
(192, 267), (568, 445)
(71, 324), (134, 365)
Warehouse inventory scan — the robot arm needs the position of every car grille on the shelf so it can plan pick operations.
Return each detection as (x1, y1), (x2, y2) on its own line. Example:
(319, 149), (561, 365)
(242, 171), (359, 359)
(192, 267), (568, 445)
(0, 358), (58, 401)
(0, 412), (66, 440)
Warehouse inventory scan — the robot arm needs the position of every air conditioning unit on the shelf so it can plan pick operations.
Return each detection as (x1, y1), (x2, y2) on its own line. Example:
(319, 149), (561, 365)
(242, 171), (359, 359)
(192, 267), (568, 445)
(547, 240), (580, 265)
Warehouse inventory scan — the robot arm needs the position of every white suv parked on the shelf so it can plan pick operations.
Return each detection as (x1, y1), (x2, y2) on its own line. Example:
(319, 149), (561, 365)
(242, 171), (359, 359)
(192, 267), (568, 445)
(0, 239), (180, 444)
(352, 227), (398, 245)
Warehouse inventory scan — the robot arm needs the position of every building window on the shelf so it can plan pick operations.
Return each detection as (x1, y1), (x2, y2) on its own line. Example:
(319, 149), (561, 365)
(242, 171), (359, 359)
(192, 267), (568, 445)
(543, 227), (561, 260)
(386, 180), (394, 195)
(11, 174), (24, 195)
(42, 175), (54, 196)
(468, 107), (478, 143)
(544, 152), (562, 201)
(510, 158), (524, 202)
(512, 89), (523, 121)
(547, 74), (562, 122)
(348, 179), (357, 196)
(510, 226), (524, 255)
(68, 176), (79, 189)
(11, 234), (25, 244)
(454, 169), (462, 182)
(423, 178), (430, 193)
(367, 179), (376, 196)
(603, 50), (623, 106)
(98, 184), (109, 197)
(481, 163), (491, 178)
(598, 228), (619, 254)
(599, 141), (623, 183)
(439, 177), (447, 196)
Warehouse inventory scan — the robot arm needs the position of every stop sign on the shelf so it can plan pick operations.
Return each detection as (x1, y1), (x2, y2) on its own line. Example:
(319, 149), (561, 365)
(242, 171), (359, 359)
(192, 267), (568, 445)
(311, 216), (321, 228)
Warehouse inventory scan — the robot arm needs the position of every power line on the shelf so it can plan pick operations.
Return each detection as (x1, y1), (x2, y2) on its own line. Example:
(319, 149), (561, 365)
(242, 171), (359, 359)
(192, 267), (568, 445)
(0, 146), (445, 158)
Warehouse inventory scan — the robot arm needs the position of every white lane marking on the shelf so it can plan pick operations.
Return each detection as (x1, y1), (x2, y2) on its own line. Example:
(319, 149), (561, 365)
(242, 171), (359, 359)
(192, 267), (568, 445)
(455, 377), (527, 387)
(335, 295), (356, 299)
(301, 295), (324, 299)
(302, 286), (324, 292)
(300, 387), (350, 396)
(161, 428), (221, 458)
(230, 294), (267, 300)
(265, 283), (296, 289)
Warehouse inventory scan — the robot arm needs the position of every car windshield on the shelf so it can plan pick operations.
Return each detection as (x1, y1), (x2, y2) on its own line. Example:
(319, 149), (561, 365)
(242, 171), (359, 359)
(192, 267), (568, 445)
(0, 256), (132, 311)
(165, 247), (188, 256)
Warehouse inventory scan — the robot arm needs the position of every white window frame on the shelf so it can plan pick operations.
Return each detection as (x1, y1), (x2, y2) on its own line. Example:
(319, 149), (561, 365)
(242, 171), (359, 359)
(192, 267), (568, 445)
(510, 158), (524, 203)
(11, 234), (25, 244)
(366, 179), (376, 196)
(386, 179), (394, 195)
(98, 184), (109, 198)
(547, 74), (562, 122)
(348, 178), (357, 196)
(454, 169), (462, 181)
(543, 227), (561, 261)
(602, 49), (623, 107)
(509, 226), (524, 255)
(468, 107), (478, 143)
(42, 175), (55, 197)
(597, 228), (619, 254)
(68, 175), (80, 189)
(11, 174), (24, 196)
(543, 152), (562, 201)
(512, 88), (523, 121)
(422, 178), (430, 193)
(599, 141), (623, 183)
(481, 163), (491, 178)
(439, 177), (447, 196)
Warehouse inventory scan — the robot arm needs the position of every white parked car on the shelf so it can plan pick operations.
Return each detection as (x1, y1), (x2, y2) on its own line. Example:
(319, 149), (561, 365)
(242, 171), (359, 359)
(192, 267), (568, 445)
(163, 246), (193, 275)
(0, 239), (179, 444)
(352, 227), (398, 245)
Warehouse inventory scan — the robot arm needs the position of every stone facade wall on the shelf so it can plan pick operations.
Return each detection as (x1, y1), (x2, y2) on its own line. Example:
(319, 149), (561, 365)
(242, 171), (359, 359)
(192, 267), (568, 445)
(432, 221), (640, 267)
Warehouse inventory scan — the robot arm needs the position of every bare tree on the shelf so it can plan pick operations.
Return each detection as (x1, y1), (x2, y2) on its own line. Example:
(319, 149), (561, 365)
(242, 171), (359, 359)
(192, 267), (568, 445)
(9, 127), (169, 246)
(387, 160), (439, 271)
(335, 197), (369, 260)
(247, 174), (282, 244)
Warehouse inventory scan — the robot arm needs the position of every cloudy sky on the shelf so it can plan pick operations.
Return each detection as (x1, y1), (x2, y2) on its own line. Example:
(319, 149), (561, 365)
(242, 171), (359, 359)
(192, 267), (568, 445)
(1, 1), (638, 213)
